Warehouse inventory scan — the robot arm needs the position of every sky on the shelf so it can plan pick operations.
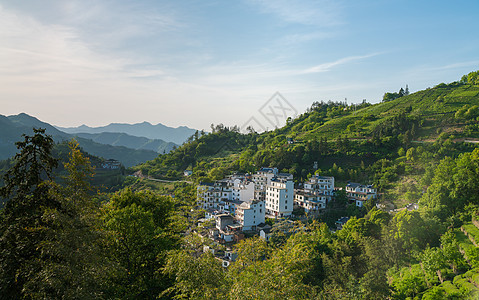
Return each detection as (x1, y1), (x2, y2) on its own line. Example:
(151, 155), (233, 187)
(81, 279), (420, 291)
(1, 0), (479, 131)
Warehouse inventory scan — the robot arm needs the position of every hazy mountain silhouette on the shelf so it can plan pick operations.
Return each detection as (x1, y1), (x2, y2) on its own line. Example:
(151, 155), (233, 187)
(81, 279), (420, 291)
(57, 121), (197, 145)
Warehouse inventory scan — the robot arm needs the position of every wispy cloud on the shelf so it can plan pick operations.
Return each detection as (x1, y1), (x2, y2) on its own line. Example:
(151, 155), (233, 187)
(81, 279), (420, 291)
(301, 53), (380, 74)
(428, 61), (479, 71)
(245, 0), (343, 27)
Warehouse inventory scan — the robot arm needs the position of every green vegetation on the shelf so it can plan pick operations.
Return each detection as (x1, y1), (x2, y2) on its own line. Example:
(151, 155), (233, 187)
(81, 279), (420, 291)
(1, 70), (479, 299)
(0, 130), (195, 299)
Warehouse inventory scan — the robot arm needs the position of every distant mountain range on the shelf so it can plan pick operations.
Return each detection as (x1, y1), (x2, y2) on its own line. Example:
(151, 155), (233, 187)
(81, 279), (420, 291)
(0, 113), (171, 167)
(71, 132), (177, 154)
(56, 121), (197, 145)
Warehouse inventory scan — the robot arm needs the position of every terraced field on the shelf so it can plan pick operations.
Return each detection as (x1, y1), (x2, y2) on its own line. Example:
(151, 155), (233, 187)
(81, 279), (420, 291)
(391, 222), (479, 299)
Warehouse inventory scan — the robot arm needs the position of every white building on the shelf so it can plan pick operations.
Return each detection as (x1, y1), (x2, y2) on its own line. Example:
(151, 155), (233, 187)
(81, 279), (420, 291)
(265, 176), (294, 217)
(345, 183), (377, 207)
(235, 200), (265, 231)
(252, 167), (278, 201)
(232, 179), (255, 203)
(294, 190), (327, 213)
(197, 180), (233, 210)
(293, 175), (334, 215)
(304, 175), (334, 200)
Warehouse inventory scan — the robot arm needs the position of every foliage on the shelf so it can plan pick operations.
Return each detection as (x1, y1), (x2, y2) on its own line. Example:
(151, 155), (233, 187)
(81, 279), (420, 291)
(102, 188), (178, 299)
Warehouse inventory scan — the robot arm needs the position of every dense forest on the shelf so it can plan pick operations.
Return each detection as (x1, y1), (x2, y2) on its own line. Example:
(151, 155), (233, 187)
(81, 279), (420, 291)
(1, 71), (479, 299)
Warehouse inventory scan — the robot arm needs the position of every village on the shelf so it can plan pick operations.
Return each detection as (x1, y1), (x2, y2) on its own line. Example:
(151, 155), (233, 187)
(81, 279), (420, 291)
(195, 167), (378, 267)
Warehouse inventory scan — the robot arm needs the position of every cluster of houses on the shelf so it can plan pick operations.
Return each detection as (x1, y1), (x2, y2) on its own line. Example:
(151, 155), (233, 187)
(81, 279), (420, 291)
(101, 159), (121, 170)
(196, 167), (377, 245)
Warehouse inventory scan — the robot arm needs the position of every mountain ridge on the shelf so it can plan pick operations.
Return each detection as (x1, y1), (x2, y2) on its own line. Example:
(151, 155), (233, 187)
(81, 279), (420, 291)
(0, 113), (159, 167)
(71, 132), (177, 154)
(56, 121), (197, 145)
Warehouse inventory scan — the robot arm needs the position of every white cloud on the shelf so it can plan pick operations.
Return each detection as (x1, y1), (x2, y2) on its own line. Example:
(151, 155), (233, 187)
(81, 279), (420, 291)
(301, 53), (380, 74)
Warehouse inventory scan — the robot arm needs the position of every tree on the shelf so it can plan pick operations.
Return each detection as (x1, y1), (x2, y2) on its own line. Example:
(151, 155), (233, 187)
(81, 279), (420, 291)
(102, 188), (177, 298)
(440, 230), (466, 273)
(419, 247), (446, 282)
(389, 265), (428, 299)
(382, 92), (400, 102)
(0, 128), (59, 299)
(385, 210), (429, 258)
(406, 147), (416, 161)
(467, 70), (479, 85)
(163, 247), (228, 299)
(23, 140), (107, 299)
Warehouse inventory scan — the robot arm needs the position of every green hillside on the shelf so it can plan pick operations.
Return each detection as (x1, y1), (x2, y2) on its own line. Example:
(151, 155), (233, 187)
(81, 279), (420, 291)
(2, 71), (479, 300)
(272, 81), (478, 141)
(134, 71), (479, 185)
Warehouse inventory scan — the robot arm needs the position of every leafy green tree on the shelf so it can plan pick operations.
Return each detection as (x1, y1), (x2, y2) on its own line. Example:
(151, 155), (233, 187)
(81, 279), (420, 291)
(419, 247), (446, 282)
(163, 249), (228, 299)
(440, 230), (467, 273)
(230, 232), (323, 299)
(389, 265), (428, 299)
(467, 70), (479, 85)
(0, 128), (59, 299)
(406, 147), (416, 161)
(23, 140), (108, 299)
(383, 92), (400, 102)
(102, 188), (177, 299)
(358, 237), (391, 299)
(385, 210), (429, 259)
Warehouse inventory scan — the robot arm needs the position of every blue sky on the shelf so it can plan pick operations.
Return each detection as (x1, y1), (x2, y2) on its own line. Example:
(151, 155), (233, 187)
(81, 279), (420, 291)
(1, 0), (478, 131)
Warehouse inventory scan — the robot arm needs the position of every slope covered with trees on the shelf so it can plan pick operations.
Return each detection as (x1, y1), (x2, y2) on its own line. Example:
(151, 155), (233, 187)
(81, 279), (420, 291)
(135, 71), (479, 188)
(1, 71), (479, 299)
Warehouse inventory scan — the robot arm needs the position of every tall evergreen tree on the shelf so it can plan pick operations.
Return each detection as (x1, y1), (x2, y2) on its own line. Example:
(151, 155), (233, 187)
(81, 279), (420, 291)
(0, 128), (59, 299)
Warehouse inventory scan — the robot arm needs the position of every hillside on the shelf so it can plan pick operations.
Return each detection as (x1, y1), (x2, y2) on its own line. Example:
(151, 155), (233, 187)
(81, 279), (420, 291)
(134, 72), (479, 186)
(0, 113), (158, 167)
(281, 81), (479, 142)
(2, 72), (479, 300)
(57, 121), (197, 145)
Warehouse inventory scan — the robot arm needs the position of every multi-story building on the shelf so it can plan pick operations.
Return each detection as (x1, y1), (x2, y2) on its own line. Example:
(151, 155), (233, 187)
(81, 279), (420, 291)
(304, 175), (334, 199)
(235, 200), (265, 231)
(252, 167), (278, 201)
(232, 179), (255, 203)
(196, 180), (233, 210)
(198, 168), (294, 219)
(294, 190), (327, 214)
(265, 175), (294, 217)
(345, 182), (377, 207)
(293, 175), (335, 214)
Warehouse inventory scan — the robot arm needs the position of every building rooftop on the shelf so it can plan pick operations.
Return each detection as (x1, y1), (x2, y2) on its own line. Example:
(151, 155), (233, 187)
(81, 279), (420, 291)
(336, 217), (350, 224)
(217, 214), (234, 220)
